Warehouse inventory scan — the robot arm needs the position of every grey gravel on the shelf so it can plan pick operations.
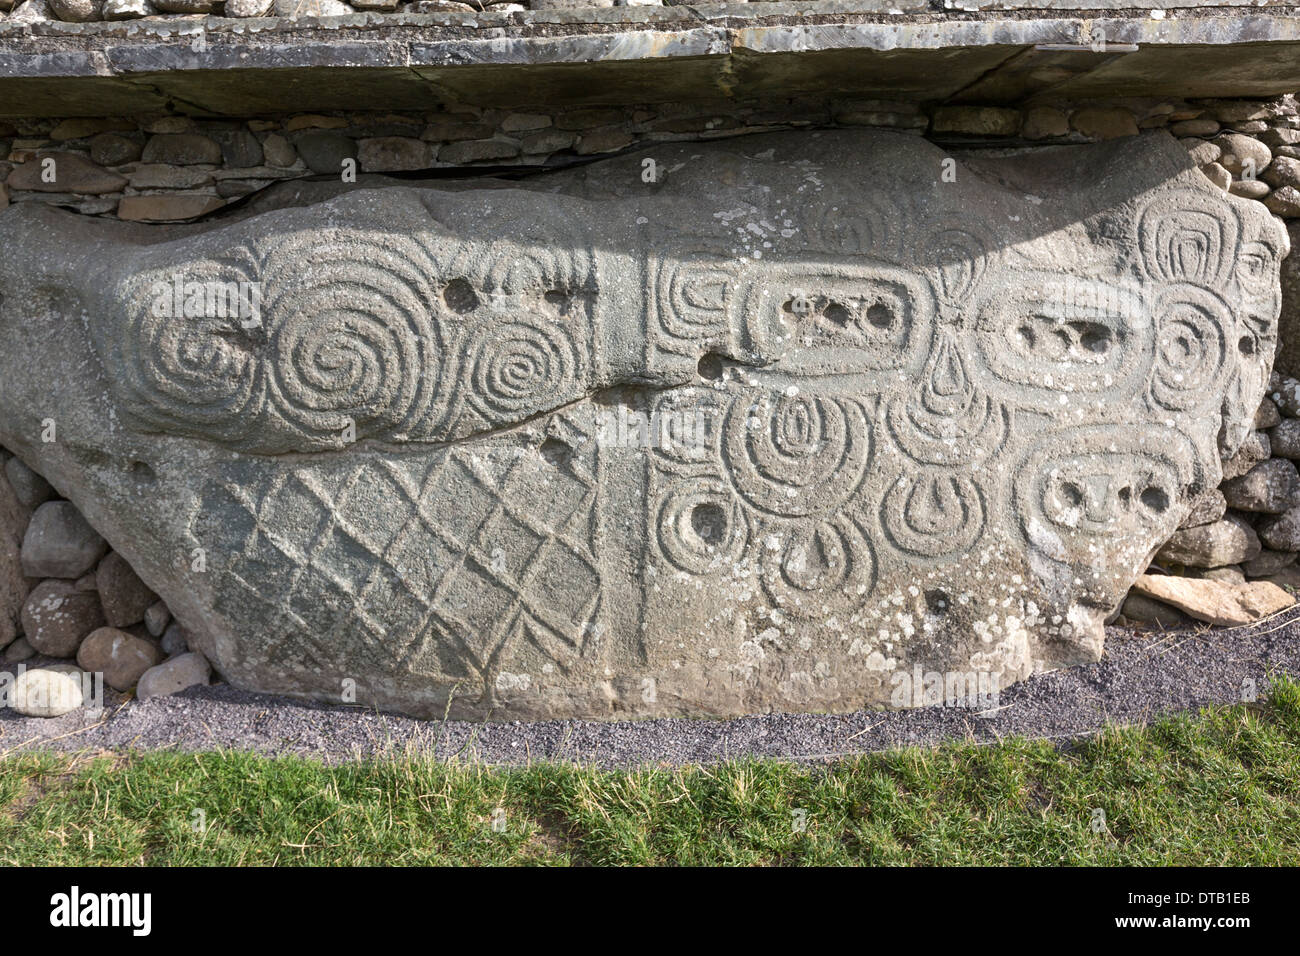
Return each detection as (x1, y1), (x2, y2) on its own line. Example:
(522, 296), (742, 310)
(2, 617), (1298, 768)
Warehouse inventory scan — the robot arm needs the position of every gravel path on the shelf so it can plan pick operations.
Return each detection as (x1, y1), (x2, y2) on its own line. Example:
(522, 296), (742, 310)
(3, 615), (1298, 767)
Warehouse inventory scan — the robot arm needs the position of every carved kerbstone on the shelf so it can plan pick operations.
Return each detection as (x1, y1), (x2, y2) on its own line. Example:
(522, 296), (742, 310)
(0, 130), (1285, 718)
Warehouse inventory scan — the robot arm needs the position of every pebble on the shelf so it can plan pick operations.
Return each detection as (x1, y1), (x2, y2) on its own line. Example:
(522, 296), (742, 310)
(1221, 430), (1272, 480)
(95, 551), (157, 628)
(1180, 489), (1227, 529)
(136, 652), (211, 699)
(76, 626), (163, 691)
(144, 600), (170, 637)
(1243, 549), (1299, 578)
(160, 622), (189, 657)
(1270, 418), (1300, 459)
(3, 457), (51, 508)
(21, 580), (105, 658)
(20, 501), (108, 579)
(1257, 506), (1300, 552)
(7, 666), (85, 717)
(2, 637), (34, 663)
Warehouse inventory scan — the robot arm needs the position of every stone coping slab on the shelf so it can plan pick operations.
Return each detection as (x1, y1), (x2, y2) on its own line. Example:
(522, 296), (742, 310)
(4, 7), (1300, 114)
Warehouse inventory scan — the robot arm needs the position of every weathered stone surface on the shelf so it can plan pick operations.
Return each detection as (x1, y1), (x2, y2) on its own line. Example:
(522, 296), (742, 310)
(116, 195), (224, 223)
(1187, 564), (1246, 584)
(1200, 162), (1232, 191)
(1070, 108), (1139, 140)
(214, 130), (265, 169)
(225, 0), (272, 13)
(144, 599), (170, 637)
(20, 501), (107, 579)
(1221, 458), (1300, 513)
(3, 637), (35, 664)
(21, 580), (105, 658)
(136, 652), (210, 698)
(1215, 133), (1272, 177)
(1179, 489), (1226, 529)
(89, 133), (143, 167)
(1242, 549), (1298, 578)
(358, 137), (433, 172)
(76, 626), (162, 691)
(1270, 418), (1300, 458)
(5, 153), (126, 195)
(1221, 431), (1272, 480)
(95, 551), (157, 627)
(1130, 574), (1294, 627)
(1257, 506), (1300, 551)
(1265, 186), (1300, 218)
(1157, 515), (1262, 569)
(1183, 138), (1222, 167)
(1255, 397), (1282, 429)
(48, 0), (99, 21)
(930, 107), (1021, 137)
(0, 131), (1285, 719)
(437, 139), (519, 163)
(102, 0), (151, 18)
(141, 134), (222, 166)
(160, 621), (188, 657)
(1230, 180), (1271, 200)
(4, 456), (49, 510)
(261, 134), (298, 168)
(293, 131), (356, 175)
(0, 465), (32, 650)
(128, 164), (214, 190)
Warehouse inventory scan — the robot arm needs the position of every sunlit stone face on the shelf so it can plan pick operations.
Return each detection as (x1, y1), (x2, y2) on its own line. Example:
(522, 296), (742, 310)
(0, 129), (1286, 719)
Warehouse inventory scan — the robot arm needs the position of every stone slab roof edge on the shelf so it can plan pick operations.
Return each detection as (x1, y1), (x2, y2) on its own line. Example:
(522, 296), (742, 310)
(4, 6), (1300, 114)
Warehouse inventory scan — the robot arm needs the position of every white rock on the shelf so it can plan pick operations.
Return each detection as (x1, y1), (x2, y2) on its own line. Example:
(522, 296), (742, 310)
(7, 666), (85, 717)
(136, 652), (210, 699)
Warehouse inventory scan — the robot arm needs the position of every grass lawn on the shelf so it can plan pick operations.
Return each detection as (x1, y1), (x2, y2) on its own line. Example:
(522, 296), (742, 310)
(2, 677), (1299, 866)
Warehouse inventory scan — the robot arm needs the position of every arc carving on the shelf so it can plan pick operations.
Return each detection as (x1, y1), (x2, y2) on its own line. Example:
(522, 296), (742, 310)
(6, 128), (1279, 719)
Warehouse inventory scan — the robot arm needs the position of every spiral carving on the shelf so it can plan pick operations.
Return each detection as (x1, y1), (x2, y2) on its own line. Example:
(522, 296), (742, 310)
(260, 235), (445, 443)
(465, 318), (578, 420)
(656, 479), (750, 576)
(113, 255), (267, 443)
(1149, 284), (1231, 413)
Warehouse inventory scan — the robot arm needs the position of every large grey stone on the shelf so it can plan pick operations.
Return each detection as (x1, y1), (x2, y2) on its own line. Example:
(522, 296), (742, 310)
(20, 501), (107, 579)
(1220, 458), (1300, 513)
(20, 579), (105, 658)
(1157, 515), (1262, 569)
(1221, 431), (1272, 480)
(1179, 488), (1226, 529)
(0, 130), (1285, 720)
(1257, 506), (1300, 552)
(0, 464), (32, 651)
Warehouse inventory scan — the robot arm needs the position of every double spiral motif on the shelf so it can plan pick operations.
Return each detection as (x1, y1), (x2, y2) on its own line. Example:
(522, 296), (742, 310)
(117, 232), (448, 449)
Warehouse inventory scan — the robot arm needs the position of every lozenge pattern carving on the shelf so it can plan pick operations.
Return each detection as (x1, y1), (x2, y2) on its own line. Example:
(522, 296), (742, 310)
(11, 129), (1280, 718)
